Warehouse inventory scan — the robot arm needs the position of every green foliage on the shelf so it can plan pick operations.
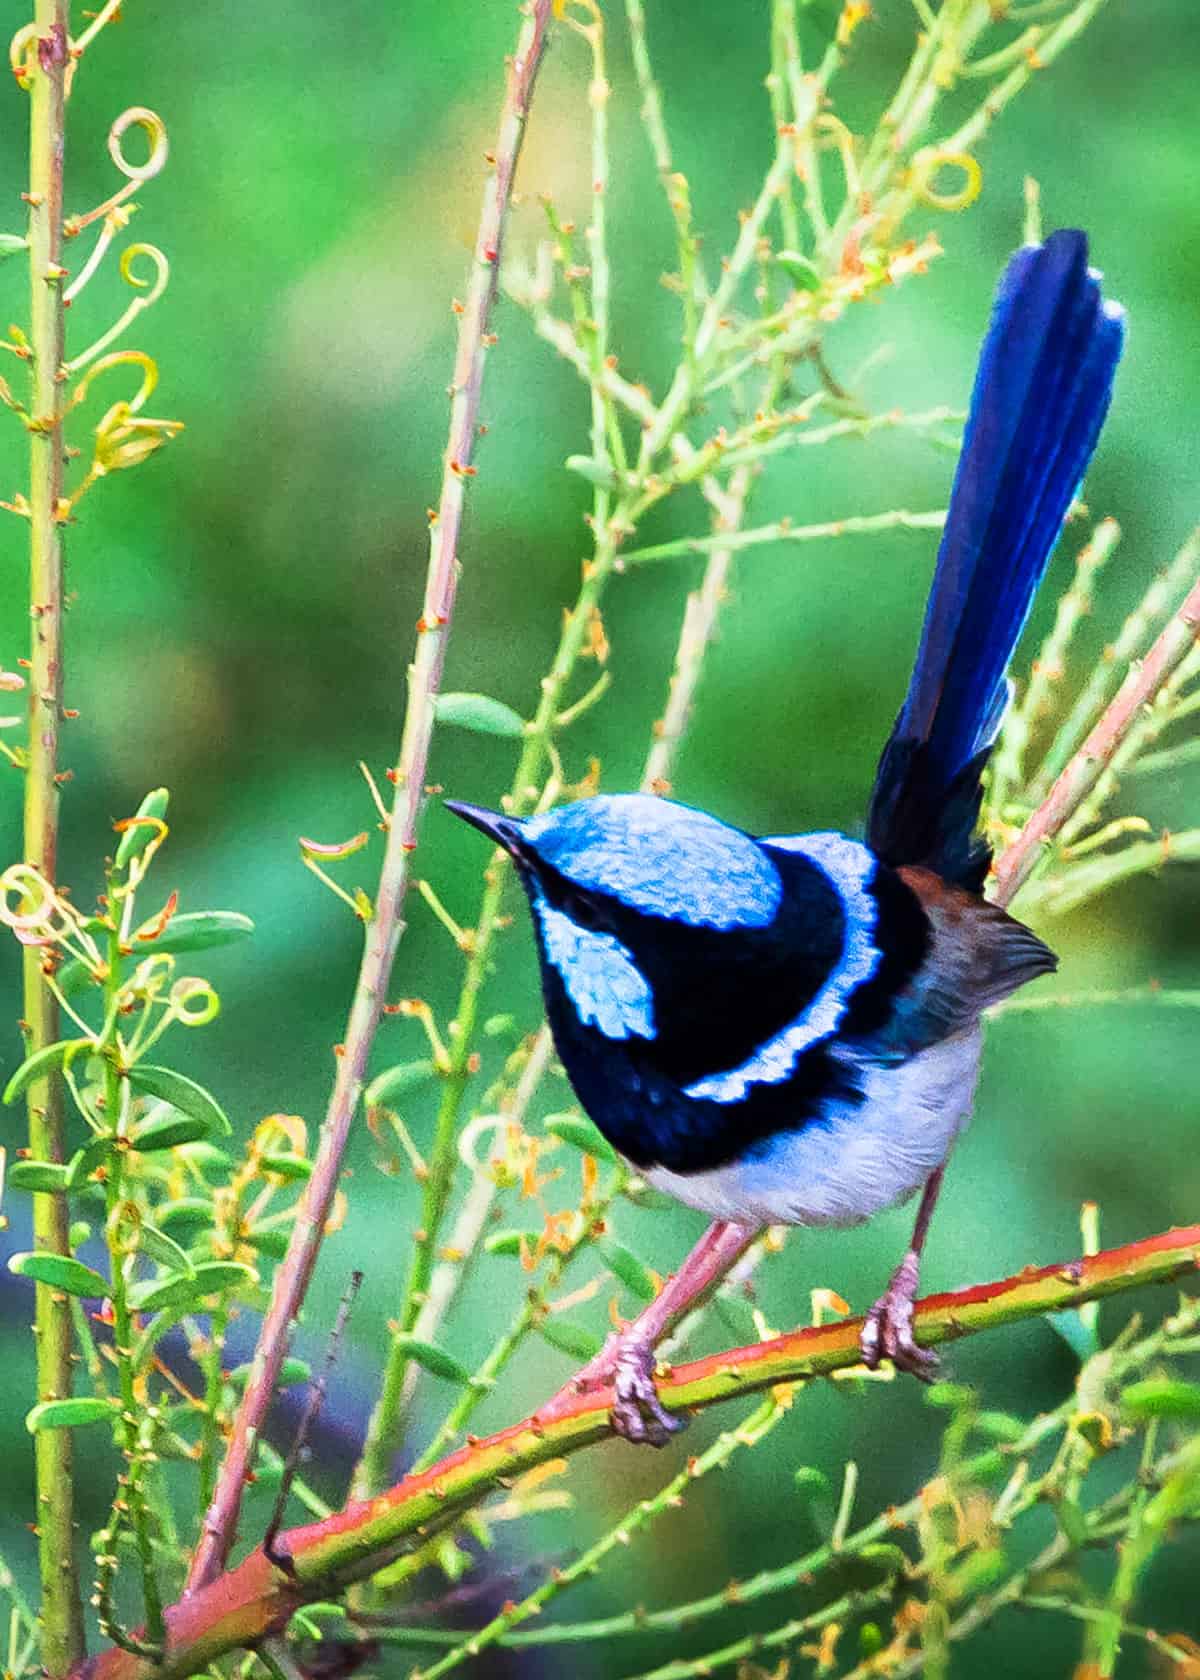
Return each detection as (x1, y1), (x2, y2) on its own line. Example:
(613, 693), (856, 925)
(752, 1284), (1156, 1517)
(0, 2), (1198, 1679)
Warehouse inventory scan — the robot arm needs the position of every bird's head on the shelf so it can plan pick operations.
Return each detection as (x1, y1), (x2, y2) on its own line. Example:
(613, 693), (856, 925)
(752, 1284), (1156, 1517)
(447, 794), (785, 1044)
(446, 793), (781, 933)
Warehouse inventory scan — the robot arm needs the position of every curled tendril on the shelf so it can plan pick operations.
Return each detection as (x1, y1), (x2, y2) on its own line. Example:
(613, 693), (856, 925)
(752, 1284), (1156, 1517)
(65, 107), (169, 238)
(911, 148), (984, 212)
(65, 242), (170, 374)
(125, 952), (176, 1005)
(253, 1114), (308, 1159)
(457, 1113), (527, 1181)
(0, 863), (57, 937)
(9, 24), (37, 89)
(168, 978), (220, 1029)
(68, 350), (159, 419)
(0, 862), (96, 961)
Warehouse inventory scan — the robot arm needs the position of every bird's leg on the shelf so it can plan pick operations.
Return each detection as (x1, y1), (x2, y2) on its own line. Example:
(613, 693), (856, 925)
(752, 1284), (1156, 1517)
(539, 1219), (759, 1446)
(861, 1163), (945, 1379)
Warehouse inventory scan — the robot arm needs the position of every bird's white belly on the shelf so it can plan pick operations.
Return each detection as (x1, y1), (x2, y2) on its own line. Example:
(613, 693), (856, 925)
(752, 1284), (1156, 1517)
(643, 1025), (983, 1229)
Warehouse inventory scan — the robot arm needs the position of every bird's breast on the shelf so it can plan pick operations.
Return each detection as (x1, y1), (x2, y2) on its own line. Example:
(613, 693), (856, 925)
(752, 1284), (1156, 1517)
(642, 1024), (983, 1228)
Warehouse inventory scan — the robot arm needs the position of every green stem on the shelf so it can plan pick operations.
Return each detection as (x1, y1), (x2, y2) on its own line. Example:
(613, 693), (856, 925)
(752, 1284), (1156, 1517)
(100, 923), (165, 1649)
(22, 3), (84, 1671)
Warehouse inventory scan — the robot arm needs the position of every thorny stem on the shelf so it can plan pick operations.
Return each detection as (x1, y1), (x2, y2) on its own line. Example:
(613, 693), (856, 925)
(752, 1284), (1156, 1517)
(68, 1225), (1200, 1680)
(353, 0), (634, 1504)
(21, 2), (86, 1670)
(185, 0), (557, 1592)
(96, 922), (165, 1650)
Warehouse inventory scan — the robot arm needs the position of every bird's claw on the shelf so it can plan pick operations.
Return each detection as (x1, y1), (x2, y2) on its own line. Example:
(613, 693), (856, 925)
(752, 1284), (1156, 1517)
(861, 1253), (938, 1381)
(611, 1340), (686, 1447)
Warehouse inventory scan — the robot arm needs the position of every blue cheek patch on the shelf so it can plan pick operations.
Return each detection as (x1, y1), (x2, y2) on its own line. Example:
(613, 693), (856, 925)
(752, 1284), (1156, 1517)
(685, 833), (881, 1103)
(535, 898), (656, 1042)
(523, 795), (781, 930)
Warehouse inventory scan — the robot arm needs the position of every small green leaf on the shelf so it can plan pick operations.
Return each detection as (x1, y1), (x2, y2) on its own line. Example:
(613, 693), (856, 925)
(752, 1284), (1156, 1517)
(137, 1222), (195, 1277)
(435, 692), (526, 738)
(26, 1397), (115, 1434)
(5, 1161), (73, 1194)
(243, 1227), (289, 1260)
(925, 1381), (975, 1410)
(859, 1624), (884, 1659)
(66, 1135), (114, 1189)
(599, 1238), (658, 1302)
(127, 1065), (231, 1137)
(4, 1038), (92, 1105)
(394, 1334), (472, 1385)
(173, 1141), (233, 1176)
(793, 1465), (834, 1507)
(1123, 1379), (1200, 1421)
(132, 1106), (211, 1153)
(965, 1448), (1008, 1484)
(974, 1410), (1027, 1443)
(775, 250), (821, 290)
(945, 1547), (1008, 1598)
(538, 1317), (602, 1361)
(128, 1260), (257, 1314)
(9, 1251), (108, 1298)
(364, 1059), (437, 1107)
(228, 1356), (311, 1391)
(855, 1543), (911, 1578)
(0, 233), (29, 258)
(544, 1113), (616, 1163)
(1053, 1495), (1089, 1547)
(482, 1014), (517, 1039)
(484, 1229), (537, 1257)
(114, 787), (169, 869)
(58, 911), (255, 996)
(258, 1152), (313, 1182)
(156, 1197), (214, 1232)
(565, 454), (619, 490)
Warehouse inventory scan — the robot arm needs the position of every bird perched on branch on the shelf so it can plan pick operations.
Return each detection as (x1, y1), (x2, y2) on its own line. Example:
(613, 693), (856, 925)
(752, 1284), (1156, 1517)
(450, 230), (1125, 1444)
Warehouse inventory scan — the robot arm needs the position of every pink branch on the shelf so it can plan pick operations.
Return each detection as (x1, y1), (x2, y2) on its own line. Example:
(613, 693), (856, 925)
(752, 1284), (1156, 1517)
(185, 0), (556, 1592)
(993, 575), (1200, 908)
(79, 1224), (1200, 1680)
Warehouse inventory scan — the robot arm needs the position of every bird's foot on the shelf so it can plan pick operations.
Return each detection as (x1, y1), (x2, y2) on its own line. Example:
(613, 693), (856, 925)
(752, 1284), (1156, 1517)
(611, 1338), (686, 1448)
(860, 1250), (938, 1381)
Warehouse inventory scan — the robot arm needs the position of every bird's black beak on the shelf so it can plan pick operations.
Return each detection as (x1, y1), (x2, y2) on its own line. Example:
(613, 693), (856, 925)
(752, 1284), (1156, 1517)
(445, 799), (526, 856)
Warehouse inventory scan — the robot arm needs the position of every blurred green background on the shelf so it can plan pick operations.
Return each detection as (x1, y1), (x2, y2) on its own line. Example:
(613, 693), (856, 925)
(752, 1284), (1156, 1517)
(1, 1), (1198, 1673)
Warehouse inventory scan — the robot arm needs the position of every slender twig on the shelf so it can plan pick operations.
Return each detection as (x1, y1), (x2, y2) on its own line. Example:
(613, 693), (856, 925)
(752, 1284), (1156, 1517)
(185, 0), (557, 1591)
(620, 507), (947, 566)
(263, 1272), (362, 1561)
(993, 576), (1200, 906)
(21, 3), (86, 1669)
(71, 1225), (1200, 1680)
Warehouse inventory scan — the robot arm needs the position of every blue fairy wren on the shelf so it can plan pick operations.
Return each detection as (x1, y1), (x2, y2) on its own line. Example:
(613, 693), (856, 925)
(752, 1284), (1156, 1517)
(449, 230), (1125, 1444)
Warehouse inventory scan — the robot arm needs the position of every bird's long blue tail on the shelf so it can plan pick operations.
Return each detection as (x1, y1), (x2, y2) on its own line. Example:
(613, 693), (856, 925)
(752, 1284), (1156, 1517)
(866, 229), (1125, 891)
